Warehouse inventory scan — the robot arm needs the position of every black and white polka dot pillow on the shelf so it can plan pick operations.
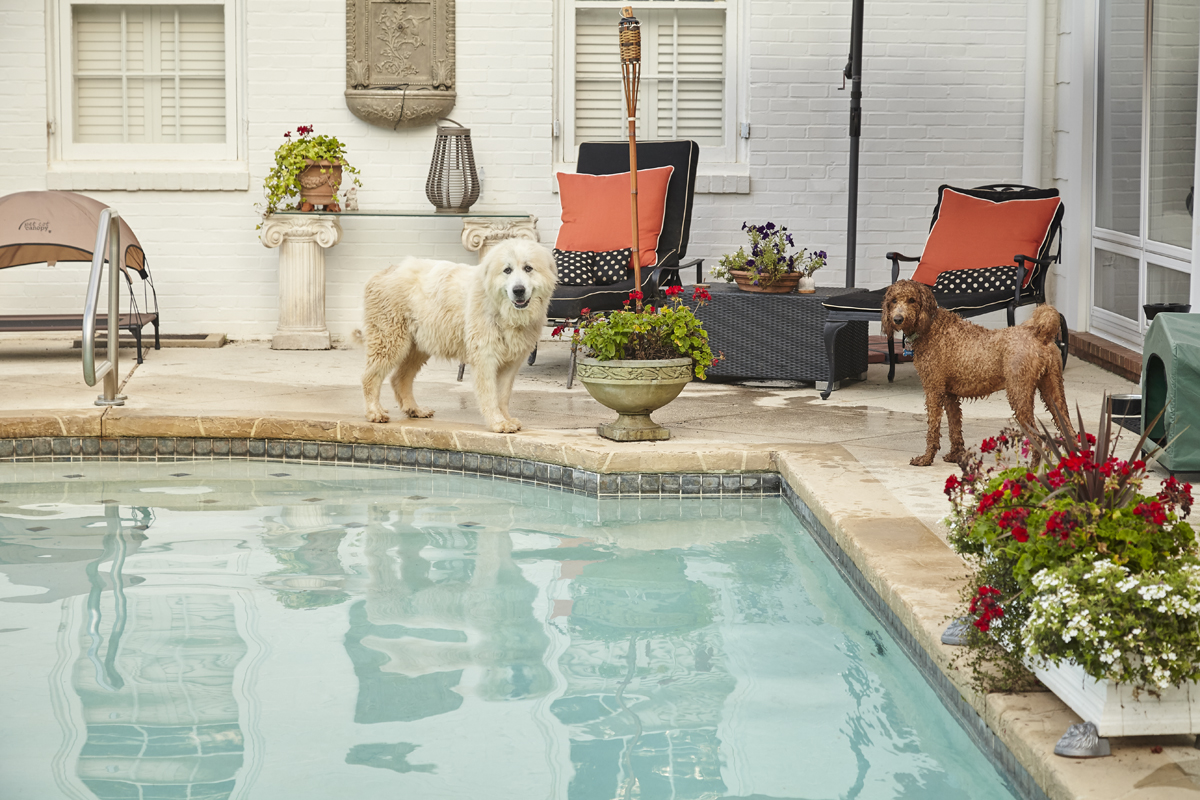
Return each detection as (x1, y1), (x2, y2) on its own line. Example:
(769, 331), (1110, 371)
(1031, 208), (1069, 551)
(554, 249), (595, 286)
(593, 248), (631, 285)
(933, 266), (1019, 294)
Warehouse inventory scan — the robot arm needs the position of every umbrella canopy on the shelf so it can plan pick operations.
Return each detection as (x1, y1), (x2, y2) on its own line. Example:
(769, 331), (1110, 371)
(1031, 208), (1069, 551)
(0, 191), (147, 277)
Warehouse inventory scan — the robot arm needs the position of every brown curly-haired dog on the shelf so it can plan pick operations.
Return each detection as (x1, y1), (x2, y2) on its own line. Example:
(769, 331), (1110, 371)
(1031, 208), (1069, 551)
(883, 279), (1075, 466)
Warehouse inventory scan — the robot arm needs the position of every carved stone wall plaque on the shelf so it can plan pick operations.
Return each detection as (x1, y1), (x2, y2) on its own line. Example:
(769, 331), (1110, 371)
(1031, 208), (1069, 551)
(346, 0), (456, 129)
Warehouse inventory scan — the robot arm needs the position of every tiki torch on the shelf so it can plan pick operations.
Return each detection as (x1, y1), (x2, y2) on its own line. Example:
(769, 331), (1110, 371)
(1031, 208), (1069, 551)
(619, 7), (642, 309)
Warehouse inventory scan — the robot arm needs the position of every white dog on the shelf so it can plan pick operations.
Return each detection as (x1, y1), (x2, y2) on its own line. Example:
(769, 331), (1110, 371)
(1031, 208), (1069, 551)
(357, 238), (556, 433)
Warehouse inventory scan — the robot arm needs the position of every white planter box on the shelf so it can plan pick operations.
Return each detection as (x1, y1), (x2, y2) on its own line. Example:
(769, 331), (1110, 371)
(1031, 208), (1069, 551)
(1032, 659), (1200, 737)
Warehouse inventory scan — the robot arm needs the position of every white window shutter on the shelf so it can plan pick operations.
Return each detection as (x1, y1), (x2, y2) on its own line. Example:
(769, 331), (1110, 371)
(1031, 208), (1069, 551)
(575, 11), (625, 142)
(573, 7), (726, 149)
(74, 5), (225, 145)
(656, 11), (725, 144)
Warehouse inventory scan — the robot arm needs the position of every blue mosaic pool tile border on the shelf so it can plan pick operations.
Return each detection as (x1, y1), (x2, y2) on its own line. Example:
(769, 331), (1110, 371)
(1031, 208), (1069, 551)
(780, 482), (1048, 800)
(0, 437), (779, 499)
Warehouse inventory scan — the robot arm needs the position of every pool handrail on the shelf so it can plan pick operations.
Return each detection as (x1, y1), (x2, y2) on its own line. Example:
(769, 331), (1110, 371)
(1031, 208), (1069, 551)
(82, 208), (125, 406)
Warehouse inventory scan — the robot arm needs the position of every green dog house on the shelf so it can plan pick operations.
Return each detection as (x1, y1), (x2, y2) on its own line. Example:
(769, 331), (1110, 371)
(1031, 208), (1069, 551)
(1142, 313), (1200, 472)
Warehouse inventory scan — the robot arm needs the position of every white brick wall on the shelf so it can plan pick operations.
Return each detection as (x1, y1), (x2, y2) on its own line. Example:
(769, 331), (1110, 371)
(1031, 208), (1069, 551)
(1, 0), (1043, 339)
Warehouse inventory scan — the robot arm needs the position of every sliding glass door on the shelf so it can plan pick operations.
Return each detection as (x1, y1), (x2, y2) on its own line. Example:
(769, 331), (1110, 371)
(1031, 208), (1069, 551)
(1093, 0), (1198, 348)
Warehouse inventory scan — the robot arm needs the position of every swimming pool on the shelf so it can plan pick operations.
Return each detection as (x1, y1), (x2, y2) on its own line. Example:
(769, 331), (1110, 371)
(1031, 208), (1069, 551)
(0, 459), (1017, 799)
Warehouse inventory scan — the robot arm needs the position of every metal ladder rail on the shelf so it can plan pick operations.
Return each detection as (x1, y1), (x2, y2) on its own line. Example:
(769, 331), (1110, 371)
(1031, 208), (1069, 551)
(83, 208), (126, 406)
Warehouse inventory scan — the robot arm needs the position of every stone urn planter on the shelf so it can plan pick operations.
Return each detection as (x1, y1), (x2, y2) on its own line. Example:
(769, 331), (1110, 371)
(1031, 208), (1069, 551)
(575, 357), (693, 441)
(729, 269), (799, 294)
(297, 160), (343, 207)
(1031, 659), (1200, 739)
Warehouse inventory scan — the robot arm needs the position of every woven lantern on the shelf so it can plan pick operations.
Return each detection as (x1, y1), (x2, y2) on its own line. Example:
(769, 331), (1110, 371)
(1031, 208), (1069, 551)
(425, 118), (480, 213)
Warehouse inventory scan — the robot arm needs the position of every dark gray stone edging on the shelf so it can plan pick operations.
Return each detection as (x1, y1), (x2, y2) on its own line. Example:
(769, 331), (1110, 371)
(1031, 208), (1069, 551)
(0, 434), (1043, 799)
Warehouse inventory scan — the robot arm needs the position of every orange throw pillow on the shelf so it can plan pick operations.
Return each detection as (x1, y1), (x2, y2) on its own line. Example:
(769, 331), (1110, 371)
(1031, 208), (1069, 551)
(910, 189), (1062, 287)
(555, 166), (674, 268)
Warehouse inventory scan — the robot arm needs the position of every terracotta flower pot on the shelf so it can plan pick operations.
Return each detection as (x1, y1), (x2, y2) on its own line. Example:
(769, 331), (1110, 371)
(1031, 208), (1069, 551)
(729, 269), (800, 294)
(297, 160), (343, 207)
(576, 357), (693, 441)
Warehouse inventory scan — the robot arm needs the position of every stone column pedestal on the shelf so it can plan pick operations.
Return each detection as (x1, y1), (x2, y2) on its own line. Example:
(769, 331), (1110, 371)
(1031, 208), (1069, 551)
(260, 215), (342, 350)
(461, 216), (539, 262)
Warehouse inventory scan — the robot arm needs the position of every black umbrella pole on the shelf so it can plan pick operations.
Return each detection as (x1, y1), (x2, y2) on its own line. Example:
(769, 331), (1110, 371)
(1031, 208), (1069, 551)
(846, 0), (864, 289)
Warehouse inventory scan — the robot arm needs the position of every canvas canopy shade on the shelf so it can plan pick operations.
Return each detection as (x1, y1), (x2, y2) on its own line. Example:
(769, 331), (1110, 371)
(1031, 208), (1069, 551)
(0, 191), (147, 277)
(1142, 313), (1200, 472)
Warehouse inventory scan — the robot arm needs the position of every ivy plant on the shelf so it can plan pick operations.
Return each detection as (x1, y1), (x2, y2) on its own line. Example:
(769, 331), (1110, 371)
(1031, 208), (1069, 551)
(259, 125), (362, 218)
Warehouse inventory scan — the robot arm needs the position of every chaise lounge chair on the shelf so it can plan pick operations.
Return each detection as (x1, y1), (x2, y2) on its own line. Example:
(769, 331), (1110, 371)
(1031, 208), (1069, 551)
(819, 183), (1067, 399)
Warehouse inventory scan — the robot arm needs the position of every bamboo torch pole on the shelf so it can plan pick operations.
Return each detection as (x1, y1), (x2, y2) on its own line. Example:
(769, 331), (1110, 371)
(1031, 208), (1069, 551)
(619, 7), (642, 311)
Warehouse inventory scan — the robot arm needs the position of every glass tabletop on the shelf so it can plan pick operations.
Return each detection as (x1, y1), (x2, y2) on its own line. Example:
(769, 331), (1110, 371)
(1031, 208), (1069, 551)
(273, 209), (533, 218)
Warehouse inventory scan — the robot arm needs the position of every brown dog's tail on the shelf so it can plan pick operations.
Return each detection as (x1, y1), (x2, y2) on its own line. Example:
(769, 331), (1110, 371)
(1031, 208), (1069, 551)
(1022, 304), (1062, 345)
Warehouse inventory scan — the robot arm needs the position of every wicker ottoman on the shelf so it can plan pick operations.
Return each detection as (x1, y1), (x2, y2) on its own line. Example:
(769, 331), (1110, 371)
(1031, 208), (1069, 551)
(693, 283), (868, 385)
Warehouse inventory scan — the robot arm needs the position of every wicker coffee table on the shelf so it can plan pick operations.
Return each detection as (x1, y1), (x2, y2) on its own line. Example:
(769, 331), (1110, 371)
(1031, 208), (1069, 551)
(693, 283), (869, 389)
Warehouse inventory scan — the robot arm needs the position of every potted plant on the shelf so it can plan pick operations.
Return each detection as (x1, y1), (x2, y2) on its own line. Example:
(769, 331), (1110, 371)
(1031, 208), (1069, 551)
(711, 222), (825, 294)
(260, 125), (362, 217)
(944, 401), (1199, 748)
(556, 286), (718, 441)
(796, 248), (827, 294)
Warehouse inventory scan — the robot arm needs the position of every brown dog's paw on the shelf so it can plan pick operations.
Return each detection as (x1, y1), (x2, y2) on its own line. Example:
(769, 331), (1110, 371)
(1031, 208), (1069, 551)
(403, 407), (434, 419)
(366, 408), (390, 423)
(909, 454), (935, 467)
(492, 418), (522, 434)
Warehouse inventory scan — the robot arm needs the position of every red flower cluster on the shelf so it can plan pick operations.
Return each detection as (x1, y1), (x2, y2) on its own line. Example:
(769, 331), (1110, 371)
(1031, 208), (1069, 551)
(1159, 475), (1194, 516)
(997, 507), (1032, 542)
(944, 474), (961, 496)
(551, 325), (566, 338)
(977, 489), (1004, 513)
(969, 585), (1004, 632)
(663, 285), (684, 297)
(297, 124), (314, 136)
(1000, 478), (1024, 498)
(979, 435), (1009, 453)
(692, 286), (712, 302)
(627, 290), (644, 302)
(1133, 501), (1168, 526)
(1059, 451), (1096, 473)
(1043, 510), (1078, 542)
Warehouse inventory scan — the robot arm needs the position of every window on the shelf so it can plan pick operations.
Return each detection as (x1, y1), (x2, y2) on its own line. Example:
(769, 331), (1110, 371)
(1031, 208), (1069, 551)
(559, 1), (742, 169)
(51, 0), (243, 179)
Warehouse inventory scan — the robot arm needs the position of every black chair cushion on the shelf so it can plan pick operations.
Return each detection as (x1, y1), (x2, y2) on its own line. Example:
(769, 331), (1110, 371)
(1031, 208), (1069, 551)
(547, 269), (657, 321)
(576, 140), (699, 272)
(822, 285), (1015, 318)
(821, 288), (889, 313)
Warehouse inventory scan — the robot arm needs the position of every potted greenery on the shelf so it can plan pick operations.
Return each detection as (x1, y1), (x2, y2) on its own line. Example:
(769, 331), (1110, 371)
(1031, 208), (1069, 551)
(712, 222), (825, 294)
(944, 401), (1198, 747)
(556, 286), (718, 441)
(261, 125), (362, 216)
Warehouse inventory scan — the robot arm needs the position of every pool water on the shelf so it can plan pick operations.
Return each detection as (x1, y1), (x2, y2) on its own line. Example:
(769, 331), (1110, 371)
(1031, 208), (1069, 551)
(0, 461), (1016, 800)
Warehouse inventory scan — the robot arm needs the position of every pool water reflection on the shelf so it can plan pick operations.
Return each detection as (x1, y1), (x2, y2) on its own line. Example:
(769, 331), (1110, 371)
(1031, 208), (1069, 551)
(0, 461), (1016, 799)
